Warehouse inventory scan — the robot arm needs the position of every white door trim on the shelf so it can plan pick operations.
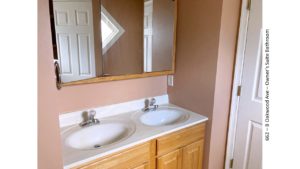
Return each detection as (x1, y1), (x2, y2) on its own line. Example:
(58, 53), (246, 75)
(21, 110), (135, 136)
(224, 0), (252, 168)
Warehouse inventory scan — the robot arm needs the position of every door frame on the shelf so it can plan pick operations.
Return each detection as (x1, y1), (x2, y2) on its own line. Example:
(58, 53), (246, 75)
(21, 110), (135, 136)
(224, 0), (252, 168)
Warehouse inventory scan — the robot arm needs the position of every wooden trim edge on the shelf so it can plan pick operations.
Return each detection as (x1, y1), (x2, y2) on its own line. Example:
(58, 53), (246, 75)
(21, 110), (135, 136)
(61, 70), (174, 87)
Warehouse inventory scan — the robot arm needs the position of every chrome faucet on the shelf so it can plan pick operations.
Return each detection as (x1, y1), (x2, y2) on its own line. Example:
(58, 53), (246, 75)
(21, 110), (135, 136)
(142, 98), (159, 112)
(79, 110), (100, 127)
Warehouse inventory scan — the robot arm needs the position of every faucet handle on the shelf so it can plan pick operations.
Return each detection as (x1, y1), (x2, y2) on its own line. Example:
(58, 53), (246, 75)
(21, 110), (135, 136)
(150, 98), (156, 106)
(89, 110), (100, 124)
(89, 110), (96, 119)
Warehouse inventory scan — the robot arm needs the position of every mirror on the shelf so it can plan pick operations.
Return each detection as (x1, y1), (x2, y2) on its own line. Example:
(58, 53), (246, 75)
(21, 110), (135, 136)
(49, 0), (176, 86)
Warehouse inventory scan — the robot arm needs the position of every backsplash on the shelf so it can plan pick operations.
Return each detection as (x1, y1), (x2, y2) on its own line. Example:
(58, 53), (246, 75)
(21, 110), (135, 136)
(59, 95), (169, 127)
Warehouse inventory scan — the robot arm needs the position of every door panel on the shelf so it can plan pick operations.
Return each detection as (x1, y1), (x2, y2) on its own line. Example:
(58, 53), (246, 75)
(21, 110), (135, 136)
(57, 33), (72, 74)
(53, 0), (96, 82)
(232, 0), (262, 168)
(77, 33), (93, 75)
(182, 140), (204, 169)
(157, 149), (182, 169)
(244, 121), (262, 169)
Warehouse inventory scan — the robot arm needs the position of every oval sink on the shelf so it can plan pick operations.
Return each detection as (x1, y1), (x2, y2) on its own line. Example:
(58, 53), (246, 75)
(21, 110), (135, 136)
(63, 120), (135, 150)
(139, 107), (189, 126)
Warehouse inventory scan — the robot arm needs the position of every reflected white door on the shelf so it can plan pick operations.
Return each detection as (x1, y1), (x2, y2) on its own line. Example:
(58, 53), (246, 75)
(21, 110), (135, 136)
(232, 0), (262, 168)
(144, 0), (153, 72)
(53, 0), (96, 82)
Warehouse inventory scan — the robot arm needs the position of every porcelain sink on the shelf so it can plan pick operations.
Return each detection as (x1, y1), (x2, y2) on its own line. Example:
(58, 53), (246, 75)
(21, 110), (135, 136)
(63, 120), (135, 150)
(138, 106), (189, 126)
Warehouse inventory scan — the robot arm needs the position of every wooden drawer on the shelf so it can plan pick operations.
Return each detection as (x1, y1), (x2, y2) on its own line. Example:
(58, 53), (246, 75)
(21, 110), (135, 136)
(156, 123), (205, 156)
(75, 141), (153, 169)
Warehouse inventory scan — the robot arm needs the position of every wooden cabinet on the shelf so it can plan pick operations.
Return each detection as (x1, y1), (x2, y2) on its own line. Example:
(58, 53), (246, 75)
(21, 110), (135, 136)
(156, 123), (205, 156)
(157, 149), (182, 169)
(157, 140), (204, 169)
(182, 140), (204, 169)
(74, 123), (205, 169)
(73, 141), (155, 169)
(156, 123), (205, 169)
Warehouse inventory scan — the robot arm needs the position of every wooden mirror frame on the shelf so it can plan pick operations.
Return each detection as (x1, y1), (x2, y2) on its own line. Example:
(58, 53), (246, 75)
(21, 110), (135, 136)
(53, 0), (177, 87)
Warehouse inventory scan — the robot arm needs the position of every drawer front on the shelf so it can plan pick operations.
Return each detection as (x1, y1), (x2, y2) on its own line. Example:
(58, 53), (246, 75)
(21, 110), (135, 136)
(156, 123), (205, 156)
(76, 142), (151, 169)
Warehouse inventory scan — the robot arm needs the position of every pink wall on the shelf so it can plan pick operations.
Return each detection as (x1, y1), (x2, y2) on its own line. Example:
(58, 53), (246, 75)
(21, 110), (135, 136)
(38, 0), (167, 168)
(208, 0), (241, 168)
(168, 0), (241, 169)
(168, 0), (223, 168)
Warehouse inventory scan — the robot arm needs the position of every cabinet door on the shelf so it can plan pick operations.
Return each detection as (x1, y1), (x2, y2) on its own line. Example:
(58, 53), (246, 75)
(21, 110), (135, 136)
(157, 149), (182, 169)
(182, 140), (204, 169)
(132, 163), (149, 169)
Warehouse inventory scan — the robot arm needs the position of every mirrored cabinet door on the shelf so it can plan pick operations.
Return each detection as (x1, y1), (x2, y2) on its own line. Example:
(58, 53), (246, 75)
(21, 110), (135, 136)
(101, 0), (144, 76)
(49, 0), (177, 86)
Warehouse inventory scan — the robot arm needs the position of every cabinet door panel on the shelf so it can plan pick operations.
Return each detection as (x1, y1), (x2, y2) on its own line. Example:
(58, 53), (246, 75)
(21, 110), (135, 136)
(157, 149), (182, 169)
(182, 140), (204, 169)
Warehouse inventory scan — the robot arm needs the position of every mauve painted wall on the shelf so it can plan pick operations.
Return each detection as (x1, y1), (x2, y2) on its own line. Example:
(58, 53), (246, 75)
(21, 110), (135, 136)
(168, 0), (223, 168)
(38, 0), (167, 168)
(208, 0), (241, 168)
(168, 0), (240, 169)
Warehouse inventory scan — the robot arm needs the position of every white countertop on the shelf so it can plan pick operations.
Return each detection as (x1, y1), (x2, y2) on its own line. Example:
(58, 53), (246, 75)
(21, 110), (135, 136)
(61, 104), (208, 169)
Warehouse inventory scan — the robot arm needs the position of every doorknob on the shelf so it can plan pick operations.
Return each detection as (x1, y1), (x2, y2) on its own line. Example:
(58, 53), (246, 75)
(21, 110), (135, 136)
(54, 60), (62, 90)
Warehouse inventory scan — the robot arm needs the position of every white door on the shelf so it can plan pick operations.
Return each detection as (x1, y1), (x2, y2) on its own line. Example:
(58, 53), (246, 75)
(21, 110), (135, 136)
(53, 0), (96, 82)
(232, 0), (262, 168)
(143, 0), (153, 72)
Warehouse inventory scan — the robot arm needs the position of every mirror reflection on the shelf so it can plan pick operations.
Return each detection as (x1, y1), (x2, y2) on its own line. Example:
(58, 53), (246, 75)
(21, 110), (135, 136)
(50, 0), (176, 83)
(101, 0), (144, 76)
(143, 0), (175, 72)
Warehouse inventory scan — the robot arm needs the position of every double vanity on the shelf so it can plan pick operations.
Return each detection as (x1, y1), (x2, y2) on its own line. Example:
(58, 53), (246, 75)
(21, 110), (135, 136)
(50, 0), (207, 168)
(60, 96), (208, 169)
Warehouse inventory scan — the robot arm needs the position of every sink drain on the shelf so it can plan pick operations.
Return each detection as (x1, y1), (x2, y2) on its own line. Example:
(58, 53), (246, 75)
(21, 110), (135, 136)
(94, 144), (102, 148)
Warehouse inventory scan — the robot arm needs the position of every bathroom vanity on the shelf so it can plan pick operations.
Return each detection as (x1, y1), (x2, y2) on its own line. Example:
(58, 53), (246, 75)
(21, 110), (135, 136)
(60, 97), (208, 169)
(73, 123), (205, 169)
